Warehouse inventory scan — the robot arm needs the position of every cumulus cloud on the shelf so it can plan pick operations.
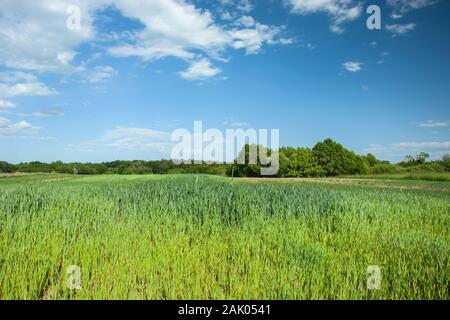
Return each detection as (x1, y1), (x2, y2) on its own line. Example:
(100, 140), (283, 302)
(0, 72), (57, 98)
(57, 51), (78, 66)
(0, 116), (42, 137)
(237, 0), (254, 13)
(0, 0), (99, 73)
(1, 1), (290, 82)
(285, 0), (362, 33)
(0, 71), (58, 121)
(107, 0), (231, 62)
(219, 0), (254, 15)
(229, 16), (289, 55)
(179, 59), (222, 81)
(107, 1), (289, 78)
(387, 0), (439, 14)
(385, 23), (416, 36)
(0, 82), (57, 98)
(0, 100), (16, 111)
(342, 61), (363, 72)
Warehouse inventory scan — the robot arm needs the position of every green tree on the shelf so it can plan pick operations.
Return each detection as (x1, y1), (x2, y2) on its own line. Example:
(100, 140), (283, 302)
(278, 147), (324, 177)
(123, 161), (152, 175)
(365, 153), (379, 167)
(415, 152), (430, 164)
(227, 144), (273, 177)
(0, 161), (15, 173)
(312, 139), (367, 176)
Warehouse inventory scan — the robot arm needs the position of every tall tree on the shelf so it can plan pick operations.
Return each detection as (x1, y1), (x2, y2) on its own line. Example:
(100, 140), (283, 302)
(312, 139), (367, 176)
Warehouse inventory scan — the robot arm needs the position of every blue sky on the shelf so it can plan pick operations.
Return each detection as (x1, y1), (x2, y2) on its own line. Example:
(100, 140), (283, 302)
(0, 0), (449, 163)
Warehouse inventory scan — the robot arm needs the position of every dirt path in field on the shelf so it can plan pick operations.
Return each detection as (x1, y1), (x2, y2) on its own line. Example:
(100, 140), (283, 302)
(0, 173), (33, 178)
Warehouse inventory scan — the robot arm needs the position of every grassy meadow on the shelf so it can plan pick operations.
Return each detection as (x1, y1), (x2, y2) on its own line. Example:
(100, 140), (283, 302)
(0, 174), (448, 300)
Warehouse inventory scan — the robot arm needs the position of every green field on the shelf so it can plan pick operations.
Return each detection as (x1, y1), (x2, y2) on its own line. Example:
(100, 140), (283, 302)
(0, 174), (448, 300)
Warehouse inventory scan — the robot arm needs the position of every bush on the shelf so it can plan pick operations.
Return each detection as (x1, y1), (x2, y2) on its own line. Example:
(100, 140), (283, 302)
(368, 163), (398, 174)
(404, 163), (446, 173)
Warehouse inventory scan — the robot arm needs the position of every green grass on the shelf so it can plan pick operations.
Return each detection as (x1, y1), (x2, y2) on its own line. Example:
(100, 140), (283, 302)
(237, 176), (450, 194)
(344, 171), (450, 182)
(0, 174), (448, 300)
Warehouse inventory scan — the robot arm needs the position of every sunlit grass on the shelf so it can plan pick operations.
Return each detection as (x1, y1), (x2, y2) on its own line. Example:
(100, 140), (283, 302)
(0, 175), (448, 300)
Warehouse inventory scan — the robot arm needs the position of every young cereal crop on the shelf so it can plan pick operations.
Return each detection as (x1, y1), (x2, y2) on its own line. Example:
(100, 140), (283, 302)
(0, 175), (448, 300)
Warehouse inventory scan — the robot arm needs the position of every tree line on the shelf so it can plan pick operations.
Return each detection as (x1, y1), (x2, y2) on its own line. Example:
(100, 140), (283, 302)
(229, 139), (449, 177)
(1, 139), (449, 177)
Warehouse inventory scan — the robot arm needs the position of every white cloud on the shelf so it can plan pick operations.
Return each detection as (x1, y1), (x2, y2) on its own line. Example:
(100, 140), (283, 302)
(285, 0), (362, 33)
(342, 61), (363, 72)
(0, 100), (16, 111)
(391, 141), (450, 149)
(390, 13), (403, 19)
(230, 17), (289, 55)
(109, 44), (195, 61)
(221, 11), (234, 21)
(385, 23), (416, 36)
(0, 117), (42, 137)
(281, 38), (295, 45)
(419, 120), (450, 128)
(0, 71), (38, 84)
(387, 0), (439, 14)
(85, 66), (118, 83)
(101, 127), (170, 151)
(57, 51), (78, 66)
(32, 107), (65, 118)
(0, 71), (57, 98)
(107, 0), (231, 62)
(0, 71), (57, 116)
(237, 0), (254, 13)
(0, 82), (57, 98)
(365, 140), (450, 161)
(234, 15), (257, 27)
(1, 1), (289, 82)
(0, 0), (98, 73)
(107, 2), (289, 77)
(7, 107), (65, 118)
(73, 126), (172, 153)
(179, 59), (222, 81)
(0, 117), (9, 127)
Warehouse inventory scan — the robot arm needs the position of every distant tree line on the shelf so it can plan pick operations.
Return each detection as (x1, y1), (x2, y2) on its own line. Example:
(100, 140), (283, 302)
(1, 139), (449, 177)
(0, 159), (228, 176)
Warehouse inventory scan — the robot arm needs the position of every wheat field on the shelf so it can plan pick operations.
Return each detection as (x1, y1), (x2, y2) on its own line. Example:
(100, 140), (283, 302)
(0, 174), (448, 300)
